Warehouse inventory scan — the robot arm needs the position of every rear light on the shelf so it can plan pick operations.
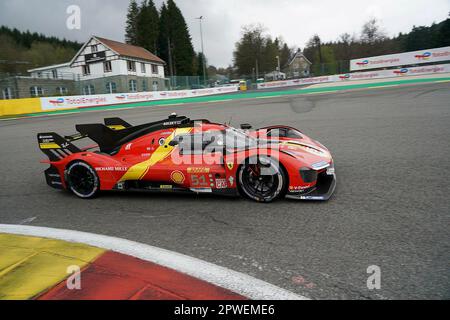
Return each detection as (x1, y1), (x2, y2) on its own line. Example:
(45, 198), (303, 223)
(300, 168), (318, 183)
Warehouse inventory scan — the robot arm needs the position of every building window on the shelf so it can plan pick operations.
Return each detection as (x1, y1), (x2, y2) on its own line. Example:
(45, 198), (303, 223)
(104, 61), (112, 73)
(91, 45), (98, 53)
(2, 87), (13, 100)
(56, 87), (68, 95)
(30, 86), (44, 97)
(52, 70), (58, 79)
(106, 82), (117, 94)
(142, 80), (147, 92)
(152, 64), (158, 74)
(82, 65), (91, 76)
(83, 85), (95, 95)
(127, 61), (136, 72)
(129, 80), (137, 92)
(141, 63), (146, 73)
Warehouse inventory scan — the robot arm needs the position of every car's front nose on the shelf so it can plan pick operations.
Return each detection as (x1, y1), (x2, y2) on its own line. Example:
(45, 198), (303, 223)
(286, 161), (336, 201)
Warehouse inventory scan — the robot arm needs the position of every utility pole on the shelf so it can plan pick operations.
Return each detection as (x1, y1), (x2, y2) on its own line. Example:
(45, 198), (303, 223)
(167, 38), (174, 79)
(196, 16), (207, 86)
(276, 55), (281, 79)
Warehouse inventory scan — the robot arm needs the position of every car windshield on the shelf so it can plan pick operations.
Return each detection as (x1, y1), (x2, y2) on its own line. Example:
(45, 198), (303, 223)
(223, 128), (258, 150)
(176, 128), (258, 154)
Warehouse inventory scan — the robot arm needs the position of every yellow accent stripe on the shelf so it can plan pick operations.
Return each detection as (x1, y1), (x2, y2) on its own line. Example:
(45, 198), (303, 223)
(0, 234), (105, 300)
(107, 125), (126, 131)
(39, 143), (60, 149)
(119, 127), (193, 182)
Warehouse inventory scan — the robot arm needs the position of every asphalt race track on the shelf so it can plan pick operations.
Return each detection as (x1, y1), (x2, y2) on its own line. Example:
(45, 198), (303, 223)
(1, 82), (449, 300)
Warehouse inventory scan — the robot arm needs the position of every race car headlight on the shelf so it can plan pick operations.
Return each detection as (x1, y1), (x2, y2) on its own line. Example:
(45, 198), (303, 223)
(300, 167), (318, 183)
(311, 160), (330, 170)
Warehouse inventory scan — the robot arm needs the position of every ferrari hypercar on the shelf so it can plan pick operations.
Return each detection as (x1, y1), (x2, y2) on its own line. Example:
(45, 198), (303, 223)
(37, 114), (336, 202)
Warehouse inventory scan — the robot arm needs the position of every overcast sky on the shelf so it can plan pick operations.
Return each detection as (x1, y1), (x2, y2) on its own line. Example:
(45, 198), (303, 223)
(0, 0), (449, 67)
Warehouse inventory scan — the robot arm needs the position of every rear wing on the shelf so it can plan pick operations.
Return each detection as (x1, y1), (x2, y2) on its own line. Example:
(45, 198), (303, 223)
(104, 117), (132, 131)
(37, 133), (82, 162)
(37, 117), (134, 161)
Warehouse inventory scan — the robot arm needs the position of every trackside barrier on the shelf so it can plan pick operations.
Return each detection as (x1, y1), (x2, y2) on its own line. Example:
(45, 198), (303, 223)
(350, 46), (450, 71)
(2, 65), (449, 117)
(0, 98), (42, 117)
(0, 86), (239, 117)
(40, 86), (240, 112)
(257, 63), (450, 90)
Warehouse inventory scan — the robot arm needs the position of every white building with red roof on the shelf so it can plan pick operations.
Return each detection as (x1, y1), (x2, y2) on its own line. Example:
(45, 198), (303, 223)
(27, 36), (167, 96)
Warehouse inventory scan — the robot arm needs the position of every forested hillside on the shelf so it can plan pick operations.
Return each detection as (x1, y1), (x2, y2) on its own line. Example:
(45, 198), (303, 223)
(232, 17), (450, 77)
(303, 18), (450, 75)
(0, 26), (82, 74)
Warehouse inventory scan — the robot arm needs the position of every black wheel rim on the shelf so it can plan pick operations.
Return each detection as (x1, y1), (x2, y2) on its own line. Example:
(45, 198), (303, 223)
(241, 160), (280, 199)
(68, 165), (96, 196)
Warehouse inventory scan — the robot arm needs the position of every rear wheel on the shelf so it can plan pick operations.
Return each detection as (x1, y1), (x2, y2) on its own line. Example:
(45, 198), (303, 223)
(66, 161), (100, 199)
(238, 156), (287, 203)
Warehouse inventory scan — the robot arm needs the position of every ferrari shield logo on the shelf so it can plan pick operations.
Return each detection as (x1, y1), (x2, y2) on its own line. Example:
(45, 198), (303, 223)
(227, 162), (234, 170)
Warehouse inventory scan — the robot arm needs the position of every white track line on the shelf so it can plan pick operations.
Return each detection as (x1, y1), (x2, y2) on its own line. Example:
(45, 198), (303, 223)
(0, 224), (307, 300)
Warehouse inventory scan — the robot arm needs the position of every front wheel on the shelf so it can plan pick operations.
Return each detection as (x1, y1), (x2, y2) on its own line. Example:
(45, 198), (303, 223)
(237, 156), (287, 203)
(65, 161), (100, 199)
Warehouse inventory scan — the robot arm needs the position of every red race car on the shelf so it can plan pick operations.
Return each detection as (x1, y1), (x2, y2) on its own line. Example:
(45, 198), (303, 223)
(37, 114), (336, 202)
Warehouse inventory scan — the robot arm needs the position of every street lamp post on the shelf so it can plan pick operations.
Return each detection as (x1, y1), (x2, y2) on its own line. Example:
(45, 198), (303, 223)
(196, 16), (207, 86)
(276, 56), (281, 80)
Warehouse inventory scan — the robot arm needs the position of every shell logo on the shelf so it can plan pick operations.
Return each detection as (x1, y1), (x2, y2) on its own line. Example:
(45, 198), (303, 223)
(171, 171), (185, 184)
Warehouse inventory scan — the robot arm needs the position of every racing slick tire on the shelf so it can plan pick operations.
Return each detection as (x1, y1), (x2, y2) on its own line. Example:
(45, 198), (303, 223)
(237, 156), (288, 203)
(65, 161), (100, 199)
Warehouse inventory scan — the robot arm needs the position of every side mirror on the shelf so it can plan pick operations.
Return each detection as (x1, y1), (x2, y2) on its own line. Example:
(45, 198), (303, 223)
(241, 123), (252, 130)
(169, 140), (179, 147)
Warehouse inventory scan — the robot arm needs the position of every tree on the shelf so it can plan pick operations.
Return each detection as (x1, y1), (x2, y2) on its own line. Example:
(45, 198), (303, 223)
(312, 35), (323, 63)
(304, 34), (323, 64)
(279, 43), (292, 70)
(438, 18), (450, 47)
(0, 27), (80, 73)
(125, 0), (140, 45)
(0, 34), (24, 73)
(158, 3), (171, 73)
(136, 0), (160, 53)
(361, 18), (387, 44)
(158, 0), (194, 76)
(195, 52), (208, 80)
(233, 26), (295, 76)
(207, 65), (217, 77)
(233, 25), (266, 76)
(261, 37), (279, 72)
